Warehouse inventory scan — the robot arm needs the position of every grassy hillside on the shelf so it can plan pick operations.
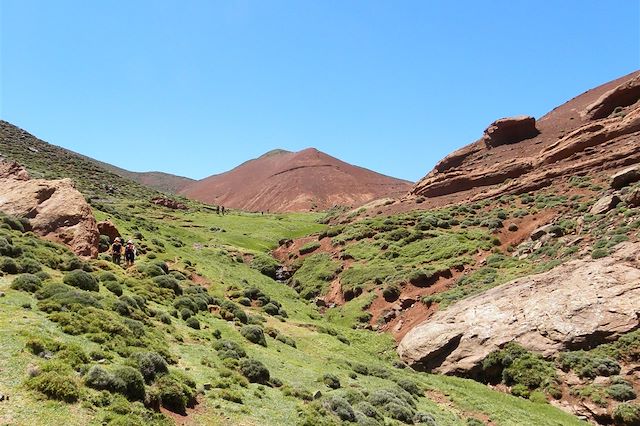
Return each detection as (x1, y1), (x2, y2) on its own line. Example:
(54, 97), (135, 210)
(0, 202), (586, 425)
(0, 120), (599, 425)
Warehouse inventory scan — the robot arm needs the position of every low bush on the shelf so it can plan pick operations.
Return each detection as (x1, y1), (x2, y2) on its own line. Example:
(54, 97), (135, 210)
(153, 275), (182, 295)
(27, 371), (80, 402)
(111, 365), (146, 401)
(0, 256), (19, 274)
(250, 254), (280, 279)
(155, 371), (197, 414)
(105, 280), (123, 296)
(239, 358), (270, 384)
(323, 395), (356, 422)
(214, 340), (246, 360)
(136, 352), (168, 383)
(185, 317), (200, 329)
(607, 383), (637, 401)
(321, 373), (341, 389)
(10, 273), (42, 292)
(382, 284), (400, 302)
(18, 258), (43, 274)
(240, 325), (267, 346)
(63, 269), (99, 291)
(613, 403), (640, 425)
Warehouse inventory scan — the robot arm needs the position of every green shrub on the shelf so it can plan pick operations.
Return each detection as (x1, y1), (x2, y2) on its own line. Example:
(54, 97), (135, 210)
(136, 352), (168, 383)
(239, 358), (270, 384)
(262, 303), (280, 316)
(155, 371), (197, 414)
(250, 254), (280, 279)
(85, 365), (116, 391)
(98, 271), (117, 282)
(385, 402), (414, 423)
(322, 373), (341, 389)
(382, 284), (400, 302)
(395, 378), (422, 396)
(414, 412), (437, 425)
(185, 317), (200, 329)
(323, 395), (356, 422)
(27, 371), (80, 402)
(0, 256), (19, 274)
(613, 403), (640, 425)
(607, 383), (637, 401)
(63, 269), (99, 291)
(591, 248), (609, 259)
(214, 340), (246, 360)
(180, 308), (194, 320)
(18, 258), (42, 274)
(105, 280), (123, 296)
(153, 275), (182, 295)
(10, 273), (42, 292)
(111, 366), (146, 401)
(240, 325), (267, 346)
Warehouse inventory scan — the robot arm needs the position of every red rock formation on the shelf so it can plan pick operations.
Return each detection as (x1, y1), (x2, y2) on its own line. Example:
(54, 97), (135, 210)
(97, 220), (121, 241)
(411, 70), (640, 204)
(0, 161), (99, 257)
(482, 115), (539, 148)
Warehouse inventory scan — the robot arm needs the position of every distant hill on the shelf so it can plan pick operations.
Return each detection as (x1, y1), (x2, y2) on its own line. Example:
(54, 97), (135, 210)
(0, 120), (162, 200)
(92, 161), (195, 194)
(179, 148), (413, 212)
(0, 120), (193, 196)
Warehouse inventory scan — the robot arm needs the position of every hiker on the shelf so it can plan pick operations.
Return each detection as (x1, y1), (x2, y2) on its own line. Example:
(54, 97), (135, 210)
(124, 239), (136, 267)
(215, 205), (220, 215)
(111, 237), (123, 264)
(221, 206), (225, 215)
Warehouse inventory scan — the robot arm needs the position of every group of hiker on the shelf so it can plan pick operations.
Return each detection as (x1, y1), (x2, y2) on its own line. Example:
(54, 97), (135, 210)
(110, 237), (136, 267)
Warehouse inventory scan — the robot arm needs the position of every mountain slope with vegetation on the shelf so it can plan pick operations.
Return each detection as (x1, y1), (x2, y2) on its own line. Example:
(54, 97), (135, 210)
(0, 122), (586, 425)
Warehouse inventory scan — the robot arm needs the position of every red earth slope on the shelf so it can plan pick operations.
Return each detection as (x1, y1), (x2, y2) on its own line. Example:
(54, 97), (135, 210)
(180, 148), (412, 212)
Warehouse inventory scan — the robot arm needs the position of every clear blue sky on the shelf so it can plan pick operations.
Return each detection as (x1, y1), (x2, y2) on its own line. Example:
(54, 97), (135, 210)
(1, 1), (638, 182)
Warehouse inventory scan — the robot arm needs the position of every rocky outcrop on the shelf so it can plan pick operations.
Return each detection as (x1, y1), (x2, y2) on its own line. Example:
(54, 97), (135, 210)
(625, 188), (640, 207)
(151, 197), (188, 210)
(411, 71), (640, 204)
(583, 74), (640, 120)
(0, 161), (99, 257)
(97, 220), (121, 242)
(0, 161), (30, 180)
(611, 164), (640, 189)
(398, 242), (640, 375)
(589, 194), (621, 215)
(482, 116), (539, 148)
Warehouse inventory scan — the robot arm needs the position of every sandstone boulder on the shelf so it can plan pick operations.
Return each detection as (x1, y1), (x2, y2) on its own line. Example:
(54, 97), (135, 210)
(589, 194), (621, 215)
(611, 165), (640, 189)
(482, 116), (539, 148)
(397, 242), (640, 375)
(625, 188), (640, 207)
(97, 220), (121, 242)
(0, 162), (99, 257)
(0, 161), (29, 180)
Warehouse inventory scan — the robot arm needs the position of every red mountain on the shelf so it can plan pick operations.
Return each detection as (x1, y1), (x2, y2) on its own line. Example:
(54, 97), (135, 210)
(180, 148), (412, 212)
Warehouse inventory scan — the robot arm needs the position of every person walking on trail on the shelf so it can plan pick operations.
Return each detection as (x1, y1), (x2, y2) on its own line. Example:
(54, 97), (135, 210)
(124, 239), (136, 267)
(111, 237), (123, 264)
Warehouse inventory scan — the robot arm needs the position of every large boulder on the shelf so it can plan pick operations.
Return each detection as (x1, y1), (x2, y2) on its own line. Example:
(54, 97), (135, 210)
(589, 194), (621, 215)
(482, 116), (539, 148)
(0, 162), (99, 257)
(611, 164), (640, 189)
(398, 242), (640, 375)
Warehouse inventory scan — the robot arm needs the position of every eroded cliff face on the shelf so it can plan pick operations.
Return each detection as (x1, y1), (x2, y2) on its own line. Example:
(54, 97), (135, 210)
(411, 71), (640, 204)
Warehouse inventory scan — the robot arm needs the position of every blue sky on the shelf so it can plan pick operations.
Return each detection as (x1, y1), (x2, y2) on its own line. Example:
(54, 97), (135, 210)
(1, 1), (638, 182)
